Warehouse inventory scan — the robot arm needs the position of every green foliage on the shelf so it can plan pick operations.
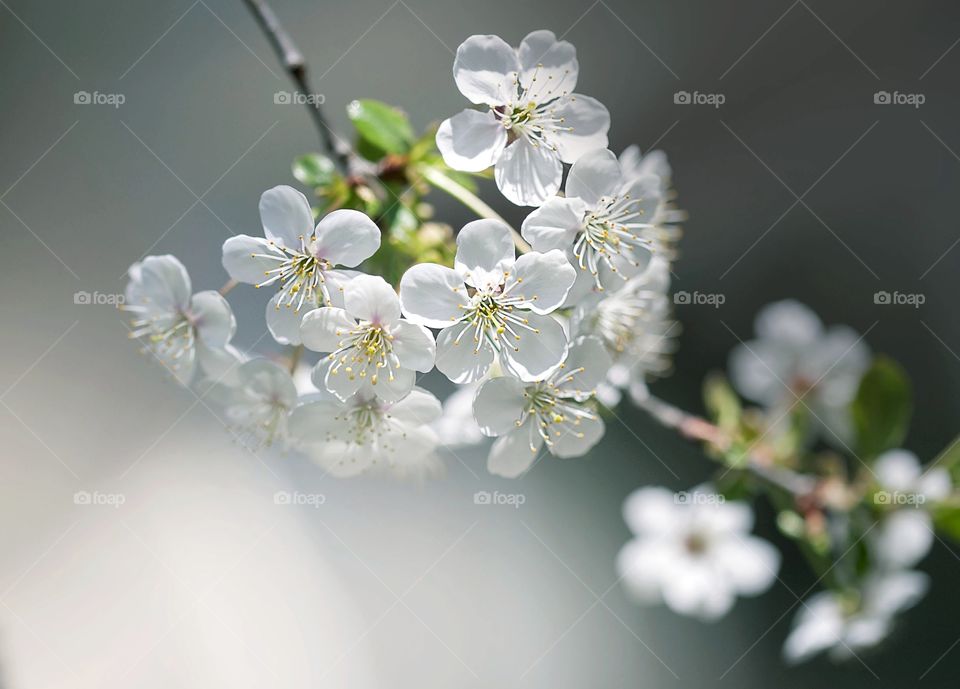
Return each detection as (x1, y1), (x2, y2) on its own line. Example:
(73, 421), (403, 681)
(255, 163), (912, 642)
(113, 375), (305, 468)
(703, 374), (741, 434)
(347, 99), (415, 157)
(851, 356), (912, 459)
(292, 153), (337, 188)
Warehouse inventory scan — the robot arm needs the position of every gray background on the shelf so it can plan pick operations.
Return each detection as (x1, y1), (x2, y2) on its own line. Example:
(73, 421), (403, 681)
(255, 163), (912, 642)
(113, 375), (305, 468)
(1, 0), (959, 687)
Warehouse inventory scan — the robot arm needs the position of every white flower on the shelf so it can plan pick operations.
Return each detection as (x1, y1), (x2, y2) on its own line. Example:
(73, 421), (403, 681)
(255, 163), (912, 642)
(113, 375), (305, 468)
(521, 148), (661, 298)
(472, 336), (611, 477)
(619, 145), (672, 189)
(300, 274), (436, 403)
(617, 486), (781, 621)
(399, 219), (575, 383)
(728, 300), (870, 444)
(221, 185), (380, 345)
(124, 255), (237, 385)
(436, 30), (610, 206)
(783, 570), (928, 663)
(869, 449), (951, 570)
(431, 383), (485, 447)
(618, 146), (684, 257)
(206, 358), (298, 448)
(289, 387), (444, 478)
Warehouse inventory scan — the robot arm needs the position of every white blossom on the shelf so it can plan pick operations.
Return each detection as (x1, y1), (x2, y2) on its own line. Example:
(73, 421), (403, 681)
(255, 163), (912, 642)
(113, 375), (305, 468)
(436, 30), (610, 206)
(400, 219), (575, 384)
(617, 486), (781, 621)
(431, 383), (485, 448)
(221, 185), (380, 345)
(206, 358), (298, 448)
(124, 255), (237, 385)
(289, 387), (444, 478)
(783, 570), (928, 663)
(728, 300), (870, 445)
(522, 148), (661, 298)
(300, 274), (436, 403)
(472, 336), (611, 477)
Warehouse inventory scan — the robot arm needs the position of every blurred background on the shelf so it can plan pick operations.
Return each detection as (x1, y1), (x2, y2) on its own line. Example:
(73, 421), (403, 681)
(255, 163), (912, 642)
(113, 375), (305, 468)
(1, 0), (959, 686)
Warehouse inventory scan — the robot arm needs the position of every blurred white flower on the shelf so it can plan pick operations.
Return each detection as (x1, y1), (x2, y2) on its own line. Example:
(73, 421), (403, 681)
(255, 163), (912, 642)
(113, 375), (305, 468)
(619, 145), (671, 189)
(206, 358), (298, 448)
(221, 185), (379, 345)
(783, 570), (928, 663)
(290, 387), (444, 479)
(869, 449), (951, 570)
(436, 30), (610, 206)
(400, 219), (575, 383)
(618, 146), (684, 258)
(729, 300), (870, 445)
(522, 148), (660, 297)
(472, 336), (611, 477)
(300, 275), (435, 403)
(617, 486), (780, 621)
(124, 255), (237, 385)
(431, 383), (485, 447)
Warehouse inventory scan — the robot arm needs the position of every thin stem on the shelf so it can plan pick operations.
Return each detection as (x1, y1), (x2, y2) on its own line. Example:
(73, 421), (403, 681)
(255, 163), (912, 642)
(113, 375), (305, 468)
(219, 278), (238, 296)
(242, 0), (350, 171)
(288, 344), (304, 375)
(417, 165), (531, 253)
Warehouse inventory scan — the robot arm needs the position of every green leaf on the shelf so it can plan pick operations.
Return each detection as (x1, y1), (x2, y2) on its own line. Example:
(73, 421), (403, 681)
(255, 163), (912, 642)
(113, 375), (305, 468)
(932, 435), (960, 483)
(703, 373), (741, 433)
(934, 504), (960, 542)
(851, 356), (912, 459)
(347, 99), (414, 155)
(292, 153), (337, 188)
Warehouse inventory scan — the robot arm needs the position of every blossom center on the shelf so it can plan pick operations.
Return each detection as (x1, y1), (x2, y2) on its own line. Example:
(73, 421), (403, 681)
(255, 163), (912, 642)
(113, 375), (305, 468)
(254, 235), (333, 311)
(327, 323), (399, 387)
(521, 377), (597, 450)
(125, 307), (196, 369)
(574, 195), (652, 287)
(453, 287), (537, 354)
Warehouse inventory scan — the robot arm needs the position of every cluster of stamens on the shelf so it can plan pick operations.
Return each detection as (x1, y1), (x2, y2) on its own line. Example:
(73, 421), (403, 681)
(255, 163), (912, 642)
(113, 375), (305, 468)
(124, 303), (196, 373)
(233, 395), (290, 450)
(574, 194), (653, 288)
(253, 235), (332, 311)
(450, 277), (539, 355)
(326, 322), (399, 387)
(491, 64), (576, 149)
(519, 366), (598, 451)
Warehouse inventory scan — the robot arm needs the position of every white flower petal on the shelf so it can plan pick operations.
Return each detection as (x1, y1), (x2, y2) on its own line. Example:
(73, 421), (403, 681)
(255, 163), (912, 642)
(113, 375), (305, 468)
(436, 109), (508, 172)
(238, 358), (298, 408)
(453, 34), (519, 105)
(189, 290), (236, 348)
(728, 340), (795, 406)
(549, 413), (604, 458)
(300, 307), (355, 353)
(196, 342), (245, 385)
(565, 148), (622, 206)
(500, 311), (567, 381)
(487, 423), (543, 477)
(798, 325), (870, 407)
(864, 570), (929, 616)
(399, 263), (468, 328)
(129, 255), (192, 312)
(310, 440), (374, 477)
(288, 399), (345, 444)
(782, 593), (844, 663)
(616, 538), (674, 602)
(714, 535), (780, 596)
(918, 467), (952, 501)
(365, 366), (414, 403)
(755, 299), (823, 346)
(473, 376), (527, 436)
(321, 268), (360, 308)
(390, 320), (436, 372)
(504, 249), (576, 314)
(454, 219), (515, 290)
(518, 29), (579, 95)
(259, 185), (314, 246)
(221, 235), (282, 285)
(389, 386), (443, 425)
(313, 209), (381, 268)
(660, 560), (735, 620)
(266, 291), (314, 345)
(557, 336), (612, 394)
(322, 358), (364, 401)
(435, 324), (495, 383)
(551, 95), (610, 163)
(495, 138), (562, 206)
(874, 449), (922, 492)
(344, 274), (400, 324)
(623, 486), (679, 536)
(871, 509), (934, 569)
(521, 196), (586, 252)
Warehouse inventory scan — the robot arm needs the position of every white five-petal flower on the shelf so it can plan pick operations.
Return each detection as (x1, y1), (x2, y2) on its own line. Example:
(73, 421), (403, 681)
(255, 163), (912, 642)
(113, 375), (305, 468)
(206, 358), (298, 448)
(522, 148), (660, 297)
(300, 274), (436, 403)
(473, 336), (611, 477)
(400, 219), (575, 384)
(124, 255), (237, 385)
(617, 486), (781, 621)
(436, 30), (610, 206)
(221, 185), (380, 345)
(289, 387), (444, 478)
